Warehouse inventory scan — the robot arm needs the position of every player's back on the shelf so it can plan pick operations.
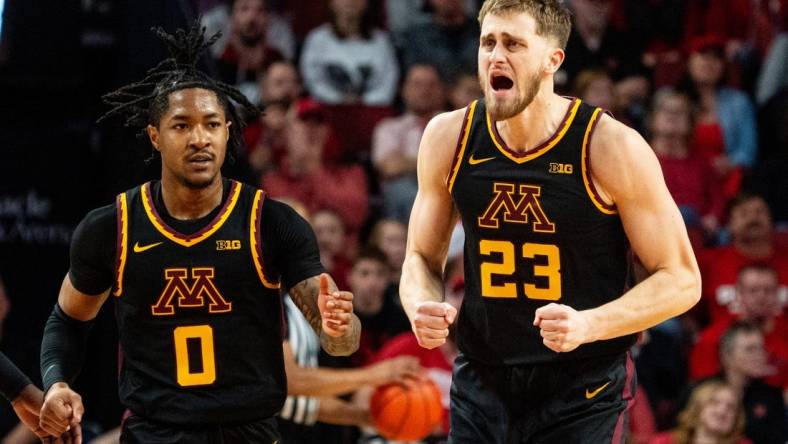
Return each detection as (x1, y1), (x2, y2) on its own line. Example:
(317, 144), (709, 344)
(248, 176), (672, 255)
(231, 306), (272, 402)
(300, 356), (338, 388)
(112, 179), (286, 425)
(449, 98), (636, 366)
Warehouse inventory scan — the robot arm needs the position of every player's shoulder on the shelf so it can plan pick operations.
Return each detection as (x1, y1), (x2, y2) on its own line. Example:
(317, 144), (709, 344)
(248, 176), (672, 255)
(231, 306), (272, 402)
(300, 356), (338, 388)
(79, 202), (118, 232)
(421, 106), (471, 155)
(589, 114), (658, 182)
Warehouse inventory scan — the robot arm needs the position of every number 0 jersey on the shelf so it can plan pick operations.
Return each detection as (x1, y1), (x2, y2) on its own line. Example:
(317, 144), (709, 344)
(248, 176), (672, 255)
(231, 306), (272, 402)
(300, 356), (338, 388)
(448, 98), (636, 366)
(72, 179), (324, 426)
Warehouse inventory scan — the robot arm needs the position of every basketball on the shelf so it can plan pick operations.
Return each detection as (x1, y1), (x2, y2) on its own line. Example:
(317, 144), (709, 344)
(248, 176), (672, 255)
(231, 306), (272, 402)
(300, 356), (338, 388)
(370, 377), (443, 441)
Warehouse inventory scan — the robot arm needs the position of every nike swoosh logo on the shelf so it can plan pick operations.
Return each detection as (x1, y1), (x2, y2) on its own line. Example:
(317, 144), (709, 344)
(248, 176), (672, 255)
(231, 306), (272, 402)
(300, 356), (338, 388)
(468, 155), (496, 165)
(133, 241), (163, 253)
(585, 381), (611, 399)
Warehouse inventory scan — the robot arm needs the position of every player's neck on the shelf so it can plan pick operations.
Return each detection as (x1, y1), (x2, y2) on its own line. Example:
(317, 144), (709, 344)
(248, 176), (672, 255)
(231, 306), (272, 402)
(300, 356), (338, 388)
(496, 92), (568, 154)
(159, 176), (224, 220)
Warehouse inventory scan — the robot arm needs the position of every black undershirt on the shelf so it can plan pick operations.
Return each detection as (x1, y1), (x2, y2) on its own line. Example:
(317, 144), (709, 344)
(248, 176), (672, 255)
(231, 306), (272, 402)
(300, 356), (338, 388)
(68, 179), (323, 295)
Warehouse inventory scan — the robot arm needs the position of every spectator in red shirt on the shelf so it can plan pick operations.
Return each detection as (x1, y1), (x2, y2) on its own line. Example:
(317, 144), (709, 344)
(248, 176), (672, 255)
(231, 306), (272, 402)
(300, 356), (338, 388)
(244, 60), (303, 175)
(348, 248), (411, 367)
(699, 193), (788, 324)
(690, 264), (788, 389)
(212, 0), (284, 101)
(262, 98), (369, 238)
(650, 380), (751, 444)
(311, 209), (353, 292)
(648, 88), (724, 241)
(368, 218), (407, 287)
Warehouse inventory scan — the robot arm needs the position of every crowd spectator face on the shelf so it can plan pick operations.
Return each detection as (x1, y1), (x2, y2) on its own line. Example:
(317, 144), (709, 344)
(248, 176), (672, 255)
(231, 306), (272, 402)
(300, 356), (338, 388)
(678, 381), (745, 442)
(449, 72), (482, 109)
(330, 0), (368, 22)
(231, 0), (268, 46)
(688, 49), (725, 89)
(574, 70), (616, 111)
(312, 210), (346, 260)
(402, 65), (445, 117)
(570, 0), (611, 33)
(285, 104), (329, 167)
(649, 90), (693, 140)
(735, 266), (781, 322)
(721, 328), (768, 380)
(349, 256), (389, 317)
(369, 219), (407, 273)
(260, 61), (301, 105)
(728, 196), (773, 245)
(429, 0), (466, 18)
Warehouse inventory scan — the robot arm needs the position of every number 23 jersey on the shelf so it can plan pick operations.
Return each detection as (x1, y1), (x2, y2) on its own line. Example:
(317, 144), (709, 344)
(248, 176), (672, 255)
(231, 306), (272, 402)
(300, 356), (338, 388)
(448, 98), (636, 366)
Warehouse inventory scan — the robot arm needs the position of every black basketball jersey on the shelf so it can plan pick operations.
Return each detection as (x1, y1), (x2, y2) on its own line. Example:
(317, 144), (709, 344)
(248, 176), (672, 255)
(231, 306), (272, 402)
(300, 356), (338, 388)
(449, 98), (636, 366)
(111, 179), (287, 425)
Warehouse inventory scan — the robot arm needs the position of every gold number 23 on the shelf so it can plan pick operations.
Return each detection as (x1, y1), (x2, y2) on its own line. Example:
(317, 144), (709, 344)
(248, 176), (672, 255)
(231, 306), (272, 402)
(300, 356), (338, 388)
(479, 240), (561, 300)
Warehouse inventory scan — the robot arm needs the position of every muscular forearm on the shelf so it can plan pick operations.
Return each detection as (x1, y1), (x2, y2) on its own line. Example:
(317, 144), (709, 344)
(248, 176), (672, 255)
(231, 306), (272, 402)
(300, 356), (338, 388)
(584, 267), (700, 341)
(316, 396), (370, 426)
(320, 315), (361, 356)
(400, 252), (445, 322)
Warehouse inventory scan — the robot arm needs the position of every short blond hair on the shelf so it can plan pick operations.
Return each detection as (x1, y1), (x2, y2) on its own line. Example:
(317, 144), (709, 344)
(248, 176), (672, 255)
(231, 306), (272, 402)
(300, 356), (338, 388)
(478, 0), (572, 49)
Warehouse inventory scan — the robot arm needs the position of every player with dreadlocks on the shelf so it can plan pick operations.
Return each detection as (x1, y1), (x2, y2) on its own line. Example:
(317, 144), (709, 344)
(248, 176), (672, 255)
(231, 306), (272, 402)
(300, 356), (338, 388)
(38, 22), (361, 443)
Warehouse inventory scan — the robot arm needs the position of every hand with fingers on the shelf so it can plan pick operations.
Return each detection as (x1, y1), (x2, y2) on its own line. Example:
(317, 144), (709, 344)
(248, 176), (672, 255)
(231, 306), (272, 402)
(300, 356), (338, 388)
(533, 303), (594, 353)
(412, 301), (457, 349)
(39, 382), (84, 444)
(368, 356), (422, 385)
(318, 273), (355, 338)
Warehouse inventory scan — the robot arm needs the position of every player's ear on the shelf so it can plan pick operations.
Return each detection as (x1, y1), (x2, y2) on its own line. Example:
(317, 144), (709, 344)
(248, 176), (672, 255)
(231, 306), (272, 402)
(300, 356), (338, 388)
(147, 124), (161, 151)
(544, 47), (565, 75)
(225, 120), (232, 142)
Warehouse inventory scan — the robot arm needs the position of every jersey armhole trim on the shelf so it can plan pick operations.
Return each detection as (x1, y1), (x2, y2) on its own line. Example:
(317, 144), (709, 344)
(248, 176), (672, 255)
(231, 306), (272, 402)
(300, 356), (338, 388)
(113, 193), (129, 297)
(447, 100), (477, 193)
(581, 108), (618, 215)
(250, 190), (281, 290)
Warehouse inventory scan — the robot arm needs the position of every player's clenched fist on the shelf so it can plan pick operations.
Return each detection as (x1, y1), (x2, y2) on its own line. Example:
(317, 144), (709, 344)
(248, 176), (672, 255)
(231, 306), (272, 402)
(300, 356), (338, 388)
(533, 303), (595, 353)
(39, 382), (84, 442)
(318, 273), (354, 337)
(412, 301), (457, 349)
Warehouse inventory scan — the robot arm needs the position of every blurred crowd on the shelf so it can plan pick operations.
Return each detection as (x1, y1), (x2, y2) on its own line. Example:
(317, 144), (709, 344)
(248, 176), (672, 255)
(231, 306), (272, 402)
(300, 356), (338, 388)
(1, 0), (787, 443)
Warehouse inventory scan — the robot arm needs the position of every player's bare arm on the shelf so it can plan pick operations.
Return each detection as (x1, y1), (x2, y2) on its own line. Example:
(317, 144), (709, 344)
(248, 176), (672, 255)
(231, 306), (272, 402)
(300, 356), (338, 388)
(289, 273), (361, 356)
(39, 274), (108, 440)
(400, 108), (466, 349)
(534, 115), (701, 352)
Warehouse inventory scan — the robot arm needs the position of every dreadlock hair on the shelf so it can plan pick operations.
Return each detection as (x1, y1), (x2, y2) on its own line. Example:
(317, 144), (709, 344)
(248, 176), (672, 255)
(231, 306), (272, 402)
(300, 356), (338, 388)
(98, 21), (260, 163)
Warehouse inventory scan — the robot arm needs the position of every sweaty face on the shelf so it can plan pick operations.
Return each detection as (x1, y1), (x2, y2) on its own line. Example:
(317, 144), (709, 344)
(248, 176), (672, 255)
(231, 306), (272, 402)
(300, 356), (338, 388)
(478, 12), (548, 120)
(148, 88), (230, 190)
(699, 387), (738, 436)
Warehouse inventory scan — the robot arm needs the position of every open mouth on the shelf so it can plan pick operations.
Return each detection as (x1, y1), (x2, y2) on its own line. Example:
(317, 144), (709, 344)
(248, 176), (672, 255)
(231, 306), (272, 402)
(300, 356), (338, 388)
(491, 74), (514, 91)
(188, 154), (213, 166)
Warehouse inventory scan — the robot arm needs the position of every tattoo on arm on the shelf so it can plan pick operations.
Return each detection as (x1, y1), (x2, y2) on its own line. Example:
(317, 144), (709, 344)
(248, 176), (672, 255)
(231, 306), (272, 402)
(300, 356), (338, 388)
(289, 275), (361, 356)
(289, 276), (325, 337)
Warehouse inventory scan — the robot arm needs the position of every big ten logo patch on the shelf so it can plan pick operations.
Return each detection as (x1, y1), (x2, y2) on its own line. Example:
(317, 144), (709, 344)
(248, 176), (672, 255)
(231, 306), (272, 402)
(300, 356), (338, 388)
(216, 240), (241, 250)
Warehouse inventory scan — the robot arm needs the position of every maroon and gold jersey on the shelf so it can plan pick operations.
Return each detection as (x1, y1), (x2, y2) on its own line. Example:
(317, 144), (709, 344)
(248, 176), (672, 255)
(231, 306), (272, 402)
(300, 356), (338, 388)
(102, 179), (321, 425)
(449, 99), (636, 366)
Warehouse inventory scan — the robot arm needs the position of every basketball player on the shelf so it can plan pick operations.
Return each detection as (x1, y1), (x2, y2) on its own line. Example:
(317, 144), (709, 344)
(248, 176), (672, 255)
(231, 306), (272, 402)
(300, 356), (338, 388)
(37, 24), (360, 443)
(400, 1), (701, 442)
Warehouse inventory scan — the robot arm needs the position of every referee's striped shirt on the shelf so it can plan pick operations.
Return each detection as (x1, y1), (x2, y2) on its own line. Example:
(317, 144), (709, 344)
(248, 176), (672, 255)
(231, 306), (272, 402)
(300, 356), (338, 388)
(280, 294), (320, 425)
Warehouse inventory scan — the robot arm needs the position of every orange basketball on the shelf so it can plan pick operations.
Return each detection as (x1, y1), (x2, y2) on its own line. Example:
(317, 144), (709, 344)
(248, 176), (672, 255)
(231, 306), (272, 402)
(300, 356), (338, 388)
(370, 377), (443, 441)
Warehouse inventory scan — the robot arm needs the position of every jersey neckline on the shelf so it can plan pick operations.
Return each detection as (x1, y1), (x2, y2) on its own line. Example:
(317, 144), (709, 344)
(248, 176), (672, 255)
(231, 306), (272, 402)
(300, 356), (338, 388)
(486, 97), (581, 164)
(140, 180), (242, 247)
